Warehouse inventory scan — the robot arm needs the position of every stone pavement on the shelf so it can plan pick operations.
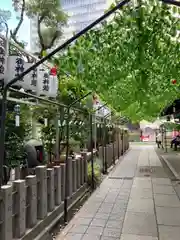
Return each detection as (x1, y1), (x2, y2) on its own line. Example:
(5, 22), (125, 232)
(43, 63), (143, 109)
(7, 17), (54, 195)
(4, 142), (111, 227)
(159, 149), (180, 180)
(56, 144), (180, 240)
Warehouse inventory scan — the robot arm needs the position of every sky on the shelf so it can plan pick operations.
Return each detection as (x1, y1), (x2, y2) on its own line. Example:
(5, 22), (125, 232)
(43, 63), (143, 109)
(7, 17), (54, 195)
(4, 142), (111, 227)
(1, 0), (30, 49)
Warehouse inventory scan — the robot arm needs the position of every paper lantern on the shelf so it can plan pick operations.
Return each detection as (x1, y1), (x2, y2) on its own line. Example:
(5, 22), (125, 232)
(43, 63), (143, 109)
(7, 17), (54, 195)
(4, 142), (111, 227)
(50, 66), (57, 76)
(171, 79), (177, 84)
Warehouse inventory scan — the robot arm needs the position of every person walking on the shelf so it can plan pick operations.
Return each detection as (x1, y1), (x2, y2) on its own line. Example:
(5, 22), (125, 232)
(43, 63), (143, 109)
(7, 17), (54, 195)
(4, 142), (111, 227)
(156, 132), (162, 148)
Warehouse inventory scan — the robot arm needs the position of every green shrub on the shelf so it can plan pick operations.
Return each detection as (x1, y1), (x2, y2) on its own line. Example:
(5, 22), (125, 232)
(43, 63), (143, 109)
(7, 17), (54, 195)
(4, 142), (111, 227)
(87, 160), (101, 188)
(5, 103), (31, 167)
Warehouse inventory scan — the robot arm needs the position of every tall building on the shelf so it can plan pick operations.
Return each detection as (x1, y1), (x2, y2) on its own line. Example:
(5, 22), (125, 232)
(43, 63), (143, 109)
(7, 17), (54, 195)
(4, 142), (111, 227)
(30, 17), (39, 53)
(30, 0), (113, 53)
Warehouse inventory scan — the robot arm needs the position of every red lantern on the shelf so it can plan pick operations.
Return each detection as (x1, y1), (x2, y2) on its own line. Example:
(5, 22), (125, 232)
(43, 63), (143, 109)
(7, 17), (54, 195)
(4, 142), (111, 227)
(171, 79), (177, 84)
(50, 66), (57, 76)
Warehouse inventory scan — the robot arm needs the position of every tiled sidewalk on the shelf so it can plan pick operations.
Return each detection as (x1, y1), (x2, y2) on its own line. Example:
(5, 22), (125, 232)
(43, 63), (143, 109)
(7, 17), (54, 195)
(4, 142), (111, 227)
(56, 145), (180, 240)
(159, 149), (180, 179)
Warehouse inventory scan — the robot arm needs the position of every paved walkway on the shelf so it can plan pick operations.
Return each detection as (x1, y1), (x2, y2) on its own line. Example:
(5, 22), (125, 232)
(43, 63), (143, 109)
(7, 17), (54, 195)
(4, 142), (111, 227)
(56, 144), (180, 240)
(158, 149), (180, 180)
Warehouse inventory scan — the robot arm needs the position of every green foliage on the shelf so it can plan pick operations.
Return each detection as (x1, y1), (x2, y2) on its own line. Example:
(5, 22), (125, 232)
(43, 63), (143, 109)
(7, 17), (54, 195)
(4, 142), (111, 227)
(56, 0), (180, 121)
(33, 105), (59, 159)
(5, 103), (31, 167)
(164, 122), (180, 131)
(5, 133), (26, 167)
(69, 138), (81, 152)
(34, 77), (91, 157)
(9, 0), (67, 55)
(26, 0), (67, 26)
(25, 0), (68, 56)
(40, 124), (56, 157)
(57, 76), (89, 107)
(3, 0), (180, 165)
(87, 161), (101, 187)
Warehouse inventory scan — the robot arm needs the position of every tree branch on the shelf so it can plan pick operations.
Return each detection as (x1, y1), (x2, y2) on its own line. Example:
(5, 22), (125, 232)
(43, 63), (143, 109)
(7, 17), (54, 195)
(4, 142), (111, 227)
(46, 31), (59, 49)
(10, 33), (21, 45)
(37, 15), (46, 58)
(11, 0), (25, 38)
(37, 16), (45, 47)
(10, 34), (31, 62)
(38, 28), (59, 57)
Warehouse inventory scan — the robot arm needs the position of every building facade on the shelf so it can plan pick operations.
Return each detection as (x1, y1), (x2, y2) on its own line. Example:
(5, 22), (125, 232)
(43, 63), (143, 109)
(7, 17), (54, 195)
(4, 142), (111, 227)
(30, 0), (113, 53)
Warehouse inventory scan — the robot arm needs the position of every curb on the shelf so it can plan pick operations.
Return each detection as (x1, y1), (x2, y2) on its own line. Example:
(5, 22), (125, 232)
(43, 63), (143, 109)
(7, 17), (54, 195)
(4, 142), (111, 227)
(161, 155), (180, 180)
(36, 185), (90, 240)
(109, 148), (131, 176)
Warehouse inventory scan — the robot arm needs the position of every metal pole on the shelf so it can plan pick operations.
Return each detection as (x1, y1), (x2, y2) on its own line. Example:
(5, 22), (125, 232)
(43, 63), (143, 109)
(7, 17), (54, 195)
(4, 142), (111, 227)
(0, 89), (88, 186)
(121, 130), (124, 155)
(69, 92), (92, 108)
(102, 112), (111, 174)
(0, 20), (9, 186)
(94, 116), (97, 150)
(101, 119), (105, 172)
(104, 118), (108, 174)
(112, 127), (115, 165)
(64, 107), (70, 223)
(0, 0), (130, 186)
(93, 103), (108, 161)
(90, 113), (95, 189)
(93, 103), (107, 151)
(0, 0), (176, 185)
(3, 0), (130, 88)
(9, 87), (85, 113)
(161, 0), (180, 7)
(117, 126), (120, 159)
(161, 127), (164, 149)
(113, 117), (121, 159)
(96, 103), (107, 112)
(55, 110), (60, 160)
(164, 126), (167, 153)
(64, 91), (92, 222)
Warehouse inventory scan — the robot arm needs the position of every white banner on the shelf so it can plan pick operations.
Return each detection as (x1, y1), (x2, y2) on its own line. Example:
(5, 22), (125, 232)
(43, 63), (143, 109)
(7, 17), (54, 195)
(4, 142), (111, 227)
(104, 108), (111, 117)
(93, 103), (111, 117)
(37, 67), (49, 96)
(6, 55), (26, 88)
(48, 75), (58, 98)
(0, 34), (58, 97)
(23, 62), (38, 92)
(0, 35), (8, 82)
(6, 57), (40, 93)
(6, 58), (58, 97)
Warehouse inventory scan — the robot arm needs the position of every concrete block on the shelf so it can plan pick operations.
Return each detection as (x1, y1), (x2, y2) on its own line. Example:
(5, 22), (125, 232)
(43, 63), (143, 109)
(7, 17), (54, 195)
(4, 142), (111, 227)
(13, 179), (26, 238)
(67, 157), (72, 197)
(76, 158), (81, 189)
(60, 164), (65, 201)
(1, 185), (12, 240)
(35, 166), (47, 219)
(54, 166), (61, 205)
(26, 175), (37, 228)
(47, 168), (55, 212)
(80, 158), (84, 185)
(72, 160), (77, 193)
